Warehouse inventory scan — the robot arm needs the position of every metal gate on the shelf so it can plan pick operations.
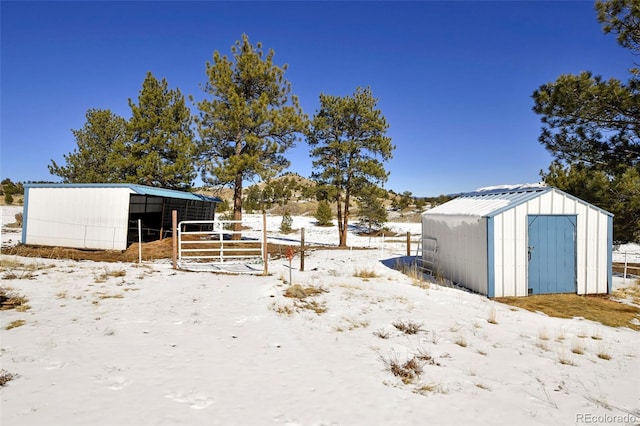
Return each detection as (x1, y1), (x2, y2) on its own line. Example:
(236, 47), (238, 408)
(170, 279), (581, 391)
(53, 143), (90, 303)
(177, 219), (266, 273)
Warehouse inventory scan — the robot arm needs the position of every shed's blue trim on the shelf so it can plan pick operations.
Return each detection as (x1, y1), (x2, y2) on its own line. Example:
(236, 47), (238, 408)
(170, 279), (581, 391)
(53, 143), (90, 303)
(21, 187), (30, 244)
(607, 215), (613, 294)
(487, 217), (495, 298)
(23, 183), (222, 203)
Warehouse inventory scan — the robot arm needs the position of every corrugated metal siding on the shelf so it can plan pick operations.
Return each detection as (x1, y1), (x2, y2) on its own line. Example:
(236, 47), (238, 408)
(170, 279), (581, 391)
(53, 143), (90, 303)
(24, 187), (130, 250)
(422, 187), (611, 297)
(421, 214), (488, 295)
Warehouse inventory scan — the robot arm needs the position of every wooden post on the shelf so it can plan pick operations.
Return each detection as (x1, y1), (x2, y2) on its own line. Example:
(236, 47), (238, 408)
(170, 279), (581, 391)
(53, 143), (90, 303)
(172, 210), (178, 270)
(263, 212), (268, 275)
(406, 232), (411, 257)
(300, 227), (305, 271)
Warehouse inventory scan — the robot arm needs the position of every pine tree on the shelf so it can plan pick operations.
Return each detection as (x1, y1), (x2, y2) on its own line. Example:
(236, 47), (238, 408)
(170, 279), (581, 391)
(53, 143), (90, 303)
(196, 34), (307, 238)
(357, 184), (388, 234)
(49, 109), (127, 182)
(123, 72), (197, 190)
(532, 0), (640, 241)
(315, 200), (333, 226)
(307, 87), (394, 246)
(280, 211), (293, 234)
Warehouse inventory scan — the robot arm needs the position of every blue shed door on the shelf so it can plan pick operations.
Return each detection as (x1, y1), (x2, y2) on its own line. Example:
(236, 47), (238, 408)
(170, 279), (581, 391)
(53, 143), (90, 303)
(527, 215), (576, 294)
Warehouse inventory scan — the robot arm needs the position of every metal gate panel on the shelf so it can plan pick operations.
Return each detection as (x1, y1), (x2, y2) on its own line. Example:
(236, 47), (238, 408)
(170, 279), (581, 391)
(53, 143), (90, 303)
(177, 220), (265, 273)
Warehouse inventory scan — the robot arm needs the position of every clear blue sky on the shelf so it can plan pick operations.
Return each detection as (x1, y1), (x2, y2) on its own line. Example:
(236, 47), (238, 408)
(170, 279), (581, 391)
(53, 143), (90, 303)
(0, 1), (633, 196)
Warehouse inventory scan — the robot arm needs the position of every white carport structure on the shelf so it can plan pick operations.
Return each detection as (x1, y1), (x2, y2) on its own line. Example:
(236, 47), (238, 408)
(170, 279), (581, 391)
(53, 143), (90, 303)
(22, 183), (220, 250)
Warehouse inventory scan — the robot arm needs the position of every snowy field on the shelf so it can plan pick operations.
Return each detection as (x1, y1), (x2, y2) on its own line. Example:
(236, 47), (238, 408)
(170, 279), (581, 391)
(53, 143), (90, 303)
(1, 205), (639, 426)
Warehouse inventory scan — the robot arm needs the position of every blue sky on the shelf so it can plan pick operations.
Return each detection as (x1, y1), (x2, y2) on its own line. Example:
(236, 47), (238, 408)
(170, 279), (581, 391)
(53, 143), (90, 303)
(0, 1), (634, 196)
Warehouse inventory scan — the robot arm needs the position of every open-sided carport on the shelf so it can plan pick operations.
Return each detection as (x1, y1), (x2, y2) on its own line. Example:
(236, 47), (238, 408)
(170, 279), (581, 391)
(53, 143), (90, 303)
(22, 183), (221, 250)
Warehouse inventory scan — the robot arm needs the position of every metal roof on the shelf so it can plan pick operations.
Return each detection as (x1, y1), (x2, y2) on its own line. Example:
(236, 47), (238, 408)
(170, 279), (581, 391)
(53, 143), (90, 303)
(24, 183), (222, 203)
(423, 186), (612, 218)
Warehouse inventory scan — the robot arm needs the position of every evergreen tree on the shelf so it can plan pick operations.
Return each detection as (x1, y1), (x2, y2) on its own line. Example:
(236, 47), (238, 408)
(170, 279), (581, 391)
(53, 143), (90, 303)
(532, 0), (640, 242)
(307, 87), (394, 246)
(398, 191), (413, 212)
(357, 184), (388, 234)
(243, 185), (262, 213)
(280, 211), (293, 234)
(315, 200), (333, 226)
(196, 34), (307, 237)
(49, 109), (127, 182)
(123, 72), (197, 190)
(542, 162), (640, 242)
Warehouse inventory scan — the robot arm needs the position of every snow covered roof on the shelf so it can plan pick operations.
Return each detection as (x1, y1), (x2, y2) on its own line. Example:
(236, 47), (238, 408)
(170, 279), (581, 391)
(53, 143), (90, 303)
(24, 183), (222, 203)
(424, 186), (548, 217)
(423, 184), (612, 218)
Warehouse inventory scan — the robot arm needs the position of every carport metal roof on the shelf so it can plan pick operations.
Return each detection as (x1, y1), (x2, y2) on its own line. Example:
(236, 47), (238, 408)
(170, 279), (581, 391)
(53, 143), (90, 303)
(23, 183), (222, 203)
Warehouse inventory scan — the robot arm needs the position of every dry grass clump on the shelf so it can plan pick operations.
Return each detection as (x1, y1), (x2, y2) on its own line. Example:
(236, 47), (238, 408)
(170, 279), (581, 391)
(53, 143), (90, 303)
(487, 307), (498, 324)
(454, 335), (468, 348)
(596, 343), (612, 360)
(284, 284), (326, 299)
(571, 338), (585, 355)
(396, 261), (430, 289)
(373, 328), (390, 339)
(94, 268), (127, 283)
(496, 293), (640, 331)
(414, 348), (441, 366)
(354, 268), (379, 280)
(392, 320), (423, 335)
(475, 382), (491, 391)
(0, 287), (30, 311)
(297, 299), (327, 315)
(0, 370), (18, 387)
(611, 278), (640, 305)
(334, 318), (370, 332)
(5, 319), (26, 330)
(282, 284), (327, 315)
(558, 351), (577, 366)
(271, 302), (295, 316)
(536, 338), (550, 352)
(381, 354), (423, 384)
(94, 292), (124, 300)
(413, 382), (447, 395)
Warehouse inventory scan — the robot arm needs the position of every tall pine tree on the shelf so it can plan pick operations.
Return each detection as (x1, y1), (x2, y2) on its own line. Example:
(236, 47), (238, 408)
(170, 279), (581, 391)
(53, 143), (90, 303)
(122, 72), (197, 190)
(307, 87), (394, 247)
(196, 34), (307, 236)
(532, 0), (640, 241)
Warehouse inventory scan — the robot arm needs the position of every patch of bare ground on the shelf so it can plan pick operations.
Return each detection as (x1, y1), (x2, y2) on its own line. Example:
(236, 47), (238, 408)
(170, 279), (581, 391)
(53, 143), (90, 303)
(2, 237), (366, 263)
(495, 293), (640, 331)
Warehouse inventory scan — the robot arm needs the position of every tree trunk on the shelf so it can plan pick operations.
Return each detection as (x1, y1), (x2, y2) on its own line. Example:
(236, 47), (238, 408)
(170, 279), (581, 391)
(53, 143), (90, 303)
(336, 193), (345, 247)
(233, 136), (243, 241)
(233, 171), (243, 240)
(341, 198), (350, 247)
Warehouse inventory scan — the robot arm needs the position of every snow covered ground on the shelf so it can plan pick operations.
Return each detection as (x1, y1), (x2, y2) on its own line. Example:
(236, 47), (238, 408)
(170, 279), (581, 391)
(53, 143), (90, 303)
(1, 205), (639, 426)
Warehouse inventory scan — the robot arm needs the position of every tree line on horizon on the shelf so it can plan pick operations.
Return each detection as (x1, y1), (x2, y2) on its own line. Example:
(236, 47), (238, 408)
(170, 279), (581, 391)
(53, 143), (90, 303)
(46, 0), (639, 243)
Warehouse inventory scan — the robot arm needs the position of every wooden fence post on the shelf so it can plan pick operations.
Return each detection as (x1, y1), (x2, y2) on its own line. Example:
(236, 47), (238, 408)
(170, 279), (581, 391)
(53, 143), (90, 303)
(406, 232), (411, 257)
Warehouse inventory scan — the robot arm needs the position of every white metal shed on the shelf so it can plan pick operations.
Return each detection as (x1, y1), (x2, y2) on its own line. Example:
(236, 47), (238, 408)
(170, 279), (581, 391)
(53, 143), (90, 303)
(22, 183), (220, 251)
(421, 185), (613, 297)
